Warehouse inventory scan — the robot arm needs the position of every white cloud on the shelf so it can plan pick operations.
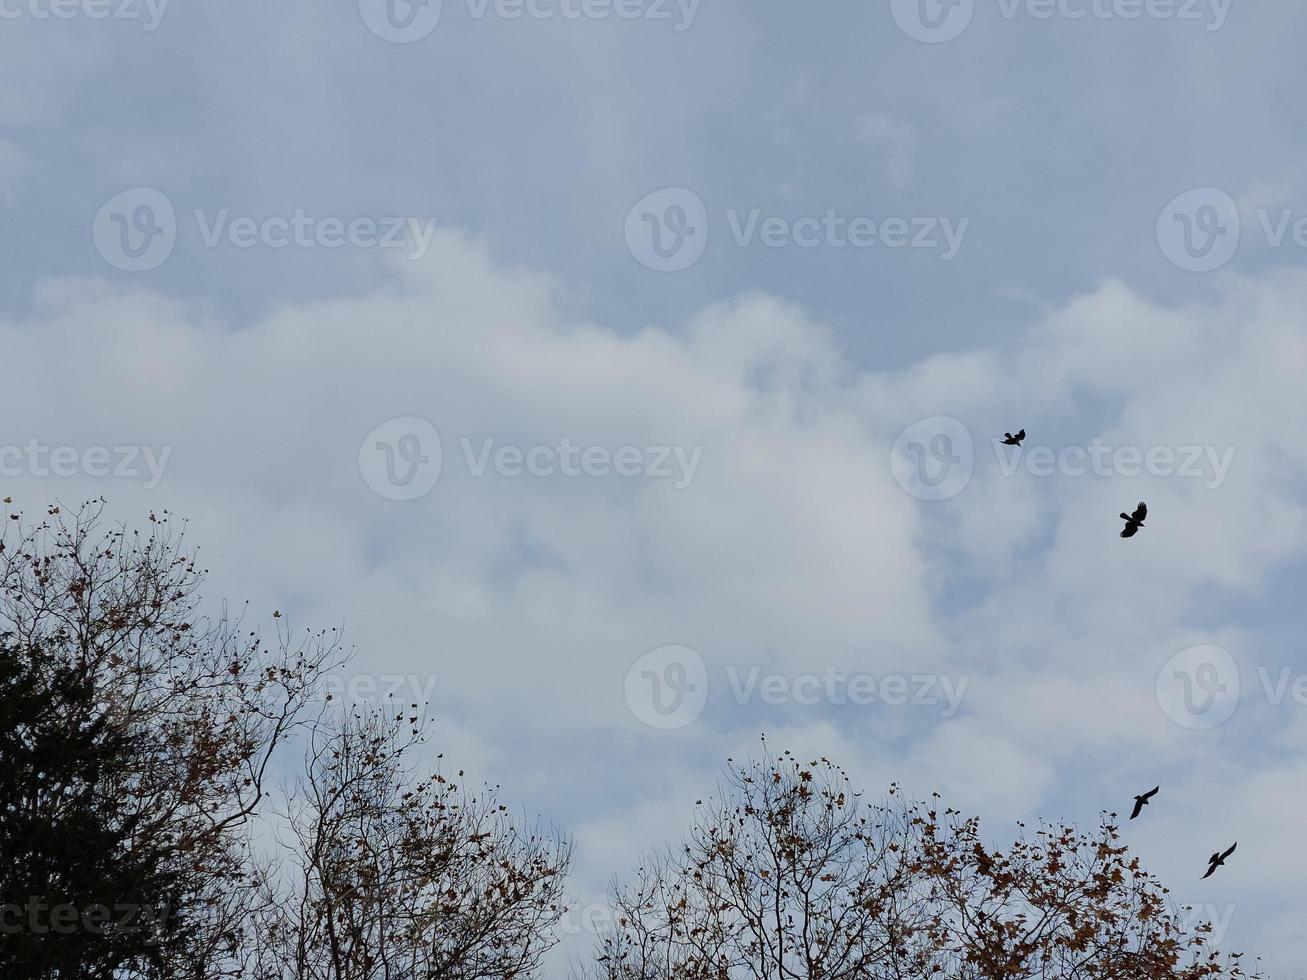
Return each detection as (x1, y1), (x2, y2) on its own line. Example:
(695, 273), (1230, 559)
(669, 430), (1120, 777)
(5, 239), (1307, 974)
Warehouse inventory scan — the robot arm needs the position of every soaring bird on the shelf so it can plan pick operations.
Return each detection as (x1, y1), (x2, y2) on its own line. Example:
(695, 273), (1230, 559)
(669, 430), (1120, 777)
(1001, 429), (1026, 447)
(1129, 786), (1159, 820)
(1202, 842), (1237, 879)
(1120, 502), (1147, 538)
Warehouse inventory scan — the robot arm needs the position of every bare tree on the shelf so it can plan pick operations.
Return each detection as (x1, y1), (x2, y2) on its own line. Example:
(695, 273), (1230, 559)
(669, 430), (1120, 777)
(0, 500), (342, 978)
(249, 707), (572, 980)
(592, 746), (1254, 980)
(0, 500), (574, 980)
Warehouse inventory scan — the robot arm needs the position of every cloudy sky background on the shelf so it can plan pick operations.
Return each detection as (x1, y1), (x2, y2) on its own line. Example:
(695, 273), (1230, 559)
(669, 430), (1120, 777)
(5, 0), (1307, 973)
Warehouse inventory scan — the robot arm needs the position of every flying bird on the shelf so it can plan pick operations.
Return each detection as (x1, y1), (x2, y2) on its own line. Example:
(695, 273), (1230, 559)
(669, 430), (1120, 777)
(1001, 429), (1026, 447)
(1120, 502), (1147, 538)
(1129, 786), (1159, 820)
(1202, 842), (1237, 879)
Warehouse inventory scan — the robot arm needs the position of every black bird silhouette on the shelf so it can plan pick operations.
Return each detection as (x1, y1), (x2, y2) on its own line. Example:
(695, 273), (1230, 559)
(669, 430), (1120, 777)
(1001, 429), (1026, 447)
(1129, 786), (1159, 820)
(1119, 502), (1147, 538)
(1202, 842), (1237, 879)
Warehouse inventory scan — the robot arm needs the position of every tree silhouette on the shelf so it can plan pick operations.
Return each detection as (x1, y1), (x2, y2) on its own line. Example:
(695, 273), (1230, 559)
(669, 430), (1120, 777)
(0, 500), (342, 977)
(0, 637), (181, 979)
(592, 747), (1253, 980)
(247, 708), (572, 980)
(0, 500), (571, 979)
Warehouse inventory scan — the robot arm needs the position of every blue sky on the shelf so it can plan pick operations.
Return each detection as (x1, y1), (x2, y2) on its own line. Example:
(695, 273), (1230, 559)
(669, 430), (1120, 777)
(5, 0), (1307, 974)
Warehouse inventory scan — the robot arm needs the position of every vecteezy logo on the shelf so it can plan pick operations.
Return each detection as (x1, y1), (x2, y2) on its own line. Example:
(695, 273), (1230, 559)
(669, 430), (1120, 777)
(1156, 188), (1240, 272)
(358, 417), (443, 500)
(624, 644), (708, 730)
(1156, 645), (1240, 730)
(890, 0), (974, 43)
(358, 0), (442, 42)
(93, 188), (177, 273)
(624, 188), (709, 272)
(890, 417), (974, 501)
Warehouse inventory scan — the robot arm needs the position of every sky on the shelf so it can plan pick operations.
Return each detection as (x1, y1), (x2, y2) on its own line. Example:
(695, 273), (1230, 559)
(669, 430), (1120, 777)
(4, 0), (1307, 974)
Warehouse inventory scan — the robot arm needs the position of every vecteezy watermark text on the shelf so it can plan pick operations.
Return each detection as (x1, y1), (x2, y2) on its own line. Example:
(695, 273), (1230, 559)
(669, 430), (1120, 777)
(889, 418), (1236, 502)
(357, 0), (699, 43)
(624, 188), (970, 272)
(723, 209), (969, 259)
(994, 438), (1236, 490)
(463, 0), (698, 27)
(0, 0), (169, 30)
(461, 437), (702, 488)
(891, 0), (1231, 44)
(0, 899), (168, 936)
(623, 645), (969, 730)
(93, 188), (438, 272)
(724, 665), (968, 715)
(359, 417), (704, 500)
(322, 672), (440, 707)
(193, 210), (435, 256)
(994, 0), (1230, 28)
(0, 440), (171, 489)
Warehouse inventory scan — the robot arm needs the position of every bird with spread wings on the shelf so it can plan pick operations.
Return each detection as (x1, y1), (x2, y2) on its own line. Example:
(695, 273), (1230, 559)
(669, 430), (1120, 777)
(1129, 786), (1159, 820)
(1120, 502), (1147, 538)
(1202, 842), (1237, 879)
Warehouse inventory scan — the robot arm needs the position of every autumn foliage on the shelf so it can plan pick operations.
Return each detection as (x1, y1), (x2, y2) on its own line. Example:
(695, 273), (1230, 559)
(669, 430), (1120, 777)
(0, 502), (1255, 979)
(591, 748), (1252, 980)
(0, 501), (570, 980)
(246, 709), (571, 979)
